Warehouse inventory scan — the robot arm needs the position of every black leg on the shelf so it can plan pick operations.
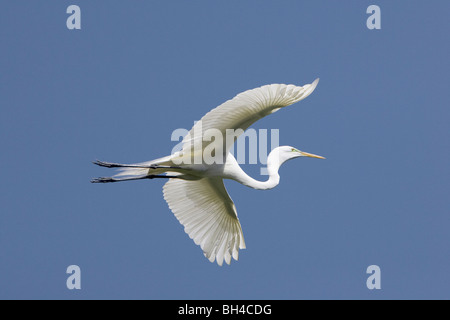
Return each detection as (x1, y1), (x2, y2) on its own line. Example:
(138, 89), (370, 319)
(92, 160), (181, 170)
(91, 174), (180, 183)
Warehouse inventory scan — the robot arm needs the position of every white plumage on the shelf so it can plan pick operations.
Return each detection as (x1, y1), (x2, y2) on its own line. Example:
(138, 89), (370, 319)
(181, 80), (319, 156)
(92, 79), (324, 266)
(163, 177), (245, 266)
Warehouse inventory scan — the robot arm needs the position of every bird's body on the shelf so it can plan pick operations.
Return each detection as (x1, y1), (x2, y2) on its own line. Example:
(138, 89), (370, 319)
(92, 79), (324, 266)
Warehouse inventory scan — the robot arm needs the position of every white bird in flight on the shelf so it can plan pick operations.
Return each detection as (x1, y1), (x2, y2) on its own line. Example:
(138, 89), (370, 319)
(92, 79), (324, 266)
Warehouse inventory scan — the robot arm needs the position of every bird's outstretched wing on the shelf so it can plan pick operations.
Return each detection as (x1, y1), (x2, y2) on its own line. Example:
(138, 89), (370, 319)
(163, 177), (245, 266)
(181, 79), (319, 156)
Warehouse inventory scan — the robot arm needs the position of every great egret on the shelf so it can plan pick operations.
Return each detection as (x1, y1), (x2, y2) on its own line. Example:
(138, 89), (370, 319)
(92, 79), (324, 266)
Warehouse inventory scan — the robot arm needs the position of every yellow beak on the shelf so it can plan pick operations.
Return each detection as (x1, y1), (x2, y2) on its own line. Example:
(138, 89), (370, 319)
(300, 151), (326, 159)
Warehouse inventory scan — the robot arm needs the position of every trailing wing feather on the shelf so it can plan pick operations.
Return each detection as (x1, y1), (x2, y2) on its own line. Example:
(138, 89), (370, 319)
(181, 79), (319, 156)
(163, 177), (245, 266)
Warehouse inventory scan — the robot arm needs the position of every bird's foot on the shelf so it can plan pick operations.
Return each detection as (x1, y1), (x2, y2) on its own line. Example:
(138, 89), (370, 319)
(92, 160), (123, 168)
(91, 177), (116, 183)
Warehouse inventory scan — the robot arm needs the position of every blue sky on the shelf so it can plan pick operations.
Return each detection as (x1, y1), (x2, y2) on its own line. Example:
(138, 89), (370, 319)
(1, 1), (449, 299)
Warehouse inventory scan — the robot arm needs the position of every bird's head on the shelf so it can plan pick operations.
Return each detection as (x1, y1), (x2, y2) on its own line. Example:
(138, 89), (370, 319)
(265, 146), (325, 176)
(271, 146), (325, 164)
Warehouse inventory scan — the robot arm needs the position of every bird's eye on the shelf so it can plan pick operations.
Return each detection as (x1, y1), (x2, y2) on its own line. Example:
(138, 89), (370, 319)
(291, 148), (296, 152)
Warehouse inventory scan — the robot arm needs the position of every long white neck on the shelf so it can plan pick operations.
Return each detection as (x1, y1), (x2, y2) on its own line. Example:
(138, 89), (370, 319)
(224, 150), (285, 190)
